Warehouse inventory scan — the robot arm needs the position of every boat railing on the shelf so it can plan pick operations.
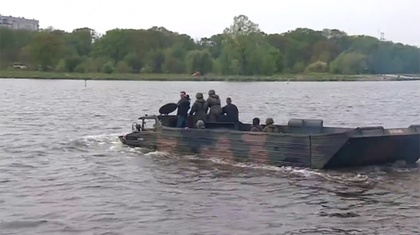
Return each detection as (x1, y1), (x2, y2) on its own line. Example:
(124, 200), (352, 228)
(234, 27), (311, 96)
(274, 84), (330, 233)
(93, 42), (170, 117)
(355, 126), (385, 135)
(409, 125), (420, 132)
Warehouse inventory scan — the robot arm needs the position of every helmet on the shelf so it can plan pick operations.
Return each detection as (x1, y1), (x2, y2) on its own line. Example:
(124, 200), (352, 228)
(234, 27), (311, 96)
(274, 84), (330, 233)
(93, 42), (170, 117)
(196, 120), (205, 129)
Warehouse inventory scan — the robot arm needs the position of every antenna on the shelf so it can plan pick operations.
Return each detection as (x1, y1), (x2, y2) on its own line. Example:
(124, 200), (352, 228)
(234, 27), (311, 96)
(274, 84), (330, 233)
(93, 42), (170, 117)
(380, 32), (385, 41)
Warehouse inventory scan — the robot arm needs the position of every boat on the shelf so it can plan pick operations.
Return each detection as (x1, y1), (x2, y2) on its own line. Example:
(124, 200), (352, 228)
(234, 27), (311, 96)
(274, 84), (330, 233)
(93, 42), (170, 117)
(118, 103), (420, 169)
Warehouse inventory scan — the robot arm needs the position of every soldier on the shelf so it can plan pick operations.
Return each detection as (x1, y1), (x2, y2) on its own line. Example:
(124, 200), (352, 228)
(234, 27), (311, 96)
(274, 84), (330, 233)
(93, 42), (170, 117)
(250, 118), (263, 132)
(176, 91), (190, 128)
(263, 118), (279, 133)
(189, 92), (208, 124)
(222, 97), (239, 123)
(206, 89), (222, 122)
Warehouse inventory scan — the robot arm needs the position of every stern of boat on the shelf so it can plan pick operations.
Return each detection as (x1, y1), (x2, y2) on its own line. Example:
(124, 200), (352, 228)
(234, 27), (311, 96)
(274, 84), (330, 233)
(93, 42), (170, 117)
(118, 135), (125, 143)
(118, 131), (149, 148)
(118, 114), (161, 149)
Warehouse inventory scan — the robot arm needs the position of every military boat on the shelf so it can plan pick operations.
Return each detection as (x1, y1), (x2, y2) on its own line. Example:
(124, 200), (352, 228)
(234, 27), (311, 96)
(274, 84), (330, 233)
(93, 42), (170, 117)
(118, 103), (420, 169)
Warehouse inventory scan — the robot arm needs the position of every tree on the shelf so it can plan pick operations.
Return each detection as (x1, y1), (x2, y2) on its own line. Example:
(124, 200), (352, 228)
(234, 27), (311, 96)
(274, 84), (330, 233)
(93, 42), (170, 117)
(68, 27), (97, 56)
(330, 52), (367, 74)
(0, 28), (33, 67)
(30, 31), (65, 70)
(0, 15), (418, 75)
(221, 15), (260, 74)
(185, 50), (213, 74)
(220, 15), (279, 75)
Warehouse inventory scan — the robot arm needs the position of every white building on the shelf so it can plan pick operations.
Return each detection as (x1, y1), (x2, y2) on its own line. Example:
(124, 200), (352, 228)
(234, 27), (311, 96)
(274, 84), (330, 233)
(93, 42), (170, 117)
(0, 14), (39, 31)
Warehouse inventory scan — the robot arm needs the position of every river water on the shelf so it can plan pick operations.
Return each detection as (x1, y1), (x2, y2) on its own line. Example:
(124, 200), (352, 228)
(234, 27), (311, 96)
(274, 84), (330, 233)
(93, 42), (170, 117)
(0, 79), (419, 235)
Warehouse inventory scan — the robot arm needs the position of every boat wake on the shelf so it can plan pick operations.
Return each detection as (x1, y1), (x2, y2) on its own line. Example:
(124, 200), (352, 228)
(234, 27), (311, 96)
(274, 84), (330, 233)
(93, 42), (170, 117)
(66, 132), (418, 190)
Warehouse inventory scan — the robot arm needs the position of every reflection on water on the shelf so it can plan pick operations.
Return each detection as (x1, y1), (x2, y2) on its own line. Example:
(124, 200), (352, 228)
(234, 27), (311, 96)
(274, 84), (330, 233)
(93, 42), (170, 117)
(0, 79), (419, 235)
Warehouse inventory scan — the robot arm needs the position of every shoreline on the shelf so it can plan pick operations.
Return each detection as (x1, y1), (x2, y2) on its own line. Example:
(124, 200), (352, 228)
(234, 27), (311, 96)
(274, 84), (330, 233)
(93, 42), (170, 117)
(1, 70), (419, 82)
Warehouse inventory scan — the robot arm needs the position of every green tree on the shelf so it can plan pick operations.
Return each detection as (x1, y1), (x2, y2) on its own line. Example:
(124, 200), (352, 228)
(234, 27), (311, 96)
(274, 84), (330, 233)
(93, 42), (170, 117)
(0, 28), (33, 67)
(1, 15), (418, 76)
(185, 50), (213, 74)
(102, 61), (115, 74)
(221, 15), (261, 74)
(30, 31), (65, 71)
(67, 27), (97, 57)
(330, 52), (367, 74)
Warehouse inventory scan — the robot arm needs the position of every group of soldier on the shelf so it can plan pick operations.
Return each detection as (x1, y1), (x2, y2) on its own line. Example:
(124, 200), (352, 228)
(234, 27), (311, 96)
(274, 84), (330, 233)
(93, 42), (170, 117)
(176, 90), (279, 133)
(176, 90), (238, 126)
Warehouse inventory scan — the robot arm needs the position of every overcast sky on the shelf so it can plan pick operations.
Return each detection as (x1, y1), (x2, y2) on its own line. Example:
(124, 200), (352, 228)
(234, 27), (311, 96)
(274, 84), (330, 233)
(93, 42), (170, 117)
(2, 0), (419, 46)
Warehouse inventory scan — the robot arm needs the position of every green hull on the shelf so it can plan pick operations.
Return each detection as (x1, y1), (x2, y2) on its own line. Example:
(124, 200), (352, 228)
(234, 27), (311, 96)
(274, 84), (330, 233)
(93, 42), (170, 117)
(119, 115), (420, 169)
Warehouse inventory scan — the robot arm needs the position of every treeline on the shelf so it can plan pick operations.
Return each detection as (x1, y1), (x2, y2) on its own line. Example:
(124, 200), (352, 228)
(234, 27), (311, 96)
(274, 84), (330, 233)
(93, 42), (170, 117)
(1, 15), (419, 75)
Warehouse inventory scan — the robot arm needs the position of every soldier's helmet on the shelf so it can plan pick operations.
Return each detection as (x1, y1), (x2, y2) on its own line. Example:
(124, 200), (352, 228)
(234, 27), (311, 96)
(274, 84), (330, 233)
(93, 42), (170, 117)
(196, 120), (205, 129)
(265, 118), (274, 125)
(196, 92), (203, 99)
(208, 89), (215, 95)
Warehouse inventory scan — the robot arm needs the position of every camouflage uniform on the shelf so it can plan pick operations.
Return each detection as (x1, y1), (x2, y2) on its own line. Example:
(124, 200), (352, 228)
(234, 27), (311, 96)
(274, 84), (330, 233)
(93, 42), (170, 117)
(189, 92), (208, 124)
(263, 118), (279, 133)
(206, 90), (222, 122)
(222, 97), (239, 122)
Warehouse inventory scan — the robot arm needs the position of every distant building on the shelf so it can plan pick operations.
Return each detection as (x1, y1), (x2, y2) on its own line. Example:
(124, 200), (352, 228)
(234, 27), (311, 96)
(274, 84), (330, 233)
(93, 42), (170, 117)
(0, 14), (39, 31)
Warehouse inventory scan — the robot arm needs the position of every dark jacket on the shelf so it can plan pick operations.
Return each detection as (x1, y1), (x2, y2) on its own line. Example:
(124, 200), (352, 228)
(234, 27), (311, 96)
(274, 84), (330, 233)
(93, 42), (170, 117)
(206, 94), (222, 116)
(222, 103), (239, 122)
(177, 97), (190, 118)
(189, 98), (208, 122)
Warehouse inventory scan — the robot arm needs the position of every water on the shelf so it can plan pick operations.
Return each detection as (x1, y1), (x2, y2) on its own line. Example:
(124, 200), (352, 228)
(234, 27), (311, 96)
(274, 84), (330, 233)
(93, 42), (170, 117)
(0, 79), (419, 235)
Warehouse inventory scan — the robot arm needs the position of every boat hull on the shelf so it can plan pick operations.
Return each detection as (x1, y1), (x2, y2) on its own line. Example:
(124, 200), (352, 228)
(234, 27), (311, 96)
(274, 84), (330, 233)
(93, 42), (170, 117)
(119, 125), (420, 169)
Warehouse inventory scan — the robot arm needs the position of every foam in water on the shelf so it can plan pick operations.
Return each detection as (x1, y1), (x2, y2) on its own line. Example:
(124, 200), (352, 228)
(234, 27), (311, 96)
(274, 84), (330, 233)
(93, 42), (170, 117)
(80, 133), (339, 181)
(74, 132), (397, 186)
(180, 154), (325, 179)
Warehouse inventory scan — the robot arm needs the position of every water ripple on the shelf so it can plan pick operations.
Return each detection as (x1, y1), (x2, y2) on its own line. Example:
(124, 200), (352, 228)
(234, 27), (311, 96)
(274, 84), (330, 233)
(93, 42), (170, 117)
(0, 79), (419, 235)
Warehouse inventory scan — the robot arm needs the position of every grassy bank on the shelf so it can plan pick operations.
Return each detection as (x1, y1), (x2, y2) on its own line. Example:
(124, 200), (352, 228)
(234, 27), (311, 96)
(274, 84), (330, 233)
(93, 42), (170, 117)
(0, 70), (415, 82)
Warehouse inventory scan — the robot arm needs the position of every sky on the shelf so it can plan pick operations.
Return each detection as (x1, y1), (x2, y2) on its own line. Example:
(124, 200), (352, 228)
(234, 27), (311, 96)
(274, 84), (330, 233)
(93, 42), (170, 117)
(2, 0), (420, 46)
